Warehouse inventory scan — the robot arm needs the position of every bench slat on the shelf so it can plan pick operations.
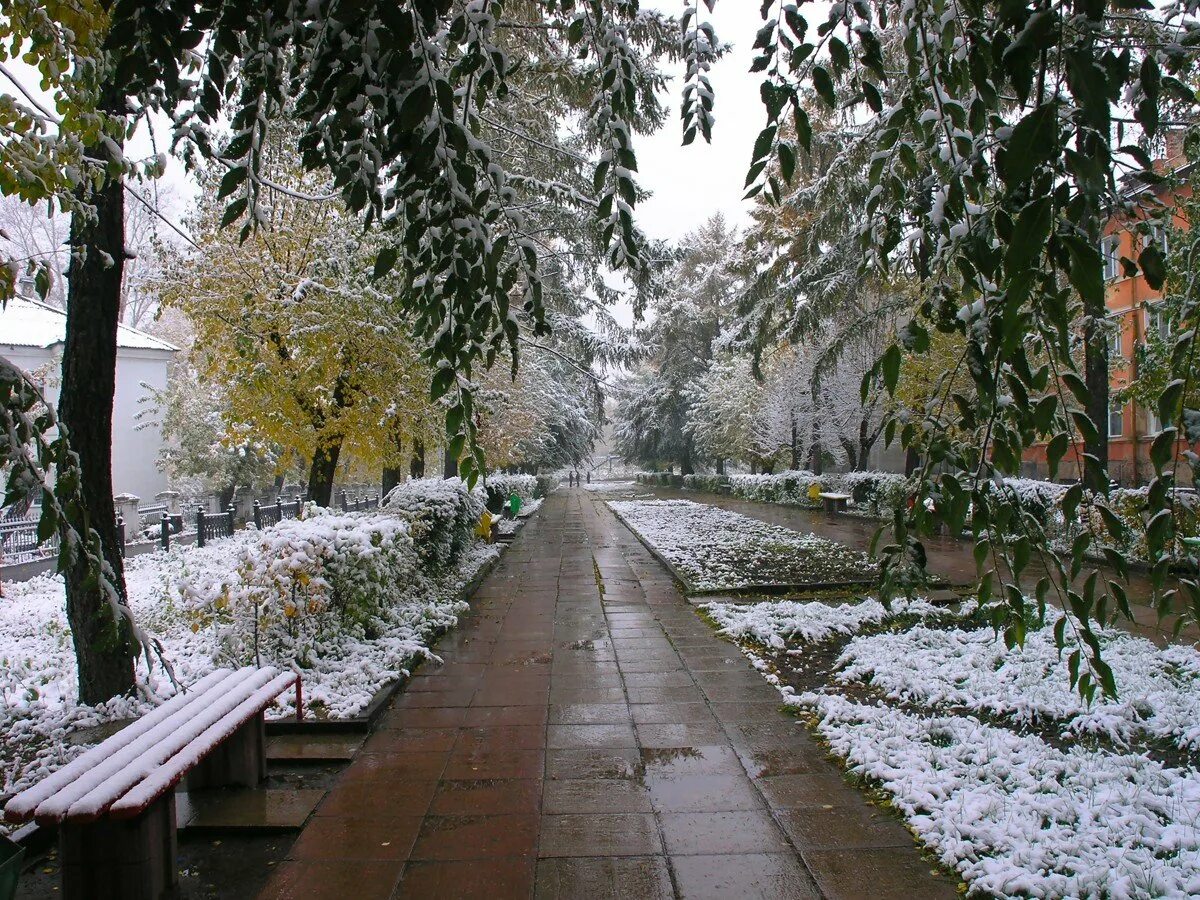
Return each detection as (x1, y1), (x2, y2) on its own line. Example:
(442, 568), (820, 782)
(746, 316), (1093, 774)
(36, 667), (281, 824)
(3, 668), (237, 824)
(109, 671), (298, 818)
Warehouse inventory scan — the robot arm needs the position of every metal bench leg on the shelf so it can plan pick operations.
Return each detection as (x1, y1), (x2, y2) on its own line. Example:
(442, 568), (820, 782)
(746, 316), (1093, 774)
(185, 711), (267, 790)
(59, 793), (177, 900)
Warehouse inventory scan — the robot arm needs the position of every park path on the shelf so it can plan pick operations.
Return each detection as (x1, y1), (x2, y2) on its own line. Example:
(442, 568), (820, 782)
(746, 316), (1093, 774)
(259, 489), (959, 899)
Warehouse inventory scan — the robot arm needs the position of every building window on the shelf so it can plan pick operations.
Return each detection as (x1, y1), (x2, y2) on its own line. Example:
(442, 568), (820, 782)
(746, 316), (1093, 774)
(1146, 302), (1171, 344)
(1108, 319), (1123, 357)
(1146, 406), (1173, 436)
(1146, 222), (1169, 257)
(1102, 235), (1121, 281)
(1109, 399), (1124, 438)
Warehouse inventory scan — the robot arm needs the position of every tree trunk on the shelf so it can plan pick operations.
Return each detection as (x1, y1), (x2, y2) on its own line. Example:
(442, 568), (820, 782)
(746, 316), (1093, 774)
(715, 457), (725, 476)
(791, 419), (801, 471)
(218, 482), (237, 510)
(856, 418), (874, 471)
(808, 421), (823, 476)
(905, 447), (920, 477)
(410, 438), (425, 479)
(382, 466), (403, 496)
(60, 156), (136, 705)
(750, 459), (758, 475)
(443, 446), (458, 479)
(382, 432), (403, 496)
(680, 442), (694, 476)
(1072, 0), (1111, 486)
(307, 438), (342, 507)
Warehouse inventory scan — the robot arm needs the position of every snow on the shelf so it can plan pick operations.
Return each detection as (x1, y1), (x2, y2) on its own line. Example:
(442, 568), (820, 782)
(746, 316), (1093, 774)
(711, 593), (1200, 897)
(608, 498), (876, 590)
(703, 596), (950, 648)
(582, 480), (636, 492)
(833, 614), (1200, 750)
(803, 695), (1200, 899)
(0, 296), (177, 352)
(1, 501), (500, 817)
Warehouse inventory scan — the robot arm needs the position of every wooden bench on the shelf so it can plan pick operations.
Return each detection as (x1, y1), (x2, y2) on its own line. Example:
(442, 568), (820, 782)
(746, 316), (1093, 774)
(818, 492), (851, 514)
(4, 666), (300, 900)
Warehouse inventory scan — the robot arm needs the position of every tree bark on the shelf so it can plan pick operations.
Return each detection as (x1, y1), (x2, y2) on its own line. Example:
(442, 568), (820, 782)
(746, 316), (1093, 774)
(60, 155), (136, 704)
(443, 446), (458, 479)
(790, 419), (801, 470)
(382, 432), (403, 496)
(307, 438), (342, 507)
(715, 457), (725, 476)
(410, 438), (425, 479)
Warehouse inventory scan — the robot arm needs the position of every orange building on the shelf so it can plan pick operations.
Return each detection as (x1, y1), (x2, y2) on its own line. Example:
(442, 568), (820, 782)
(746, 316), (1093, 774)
(1024, 135), (1193, 486)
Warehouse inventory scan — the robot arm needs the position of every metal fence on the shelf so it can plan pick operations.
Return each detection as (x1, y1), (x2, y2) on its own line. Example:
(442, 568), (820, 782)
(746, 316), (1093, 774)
(340, 493), (380, 513)
(196, 505), (235, 548)
(252, 497), (303, 530)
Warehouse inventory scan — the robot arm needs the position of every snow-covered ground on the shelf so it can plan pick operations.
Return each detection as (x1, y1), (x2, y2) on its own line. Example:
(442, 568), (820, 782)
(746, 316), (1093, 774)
(608, 498), (875, 591)
(703, 595), (950, 647)
(708, 595), (1200, 897)
(1, 509), (497, 811)
(582, 480), (637, 492)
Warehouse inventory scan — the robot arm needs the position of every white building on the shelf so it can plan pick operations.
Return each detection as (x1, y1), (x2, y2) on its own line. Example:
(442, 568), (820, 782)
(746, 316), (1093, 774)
(1, 296), (178, 503)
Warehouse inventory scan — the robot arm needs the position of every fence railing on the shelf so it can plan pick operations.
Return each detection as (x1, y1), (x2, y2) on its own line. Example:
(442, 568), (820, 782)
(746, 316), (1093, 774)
(196, 505), (235, 548)
(4, 487), (381, 569)
(340, 493), (380, 513)
(252, 497), (303, 530)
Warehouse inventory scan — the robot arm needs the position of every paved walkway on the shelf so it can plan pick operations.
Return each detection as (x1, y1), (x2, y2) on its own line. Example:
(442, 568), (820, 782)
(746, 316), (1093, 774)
(259, 490), (960, 899)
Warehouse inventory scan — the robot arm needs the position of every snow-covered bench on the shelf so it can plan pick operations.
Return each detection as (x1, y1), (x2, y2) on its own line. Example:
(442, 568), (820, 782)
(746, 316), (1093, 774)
(818, 492), (851, 514)
(4, 666), (300, 900)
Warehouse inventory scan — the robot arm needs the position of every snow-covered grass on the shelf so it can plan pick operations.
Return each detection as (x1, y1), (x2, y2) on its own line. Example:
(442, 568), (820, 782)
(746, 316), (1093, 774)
(707, 594), (1200, 897)
(1, 492), (500, 816)
(703, 595), (950, 648)
(804, 695), (1200, 899)
(834, 615), (1200, 750)
(582, 480), (637, 492)
(608, 498), (875, 591)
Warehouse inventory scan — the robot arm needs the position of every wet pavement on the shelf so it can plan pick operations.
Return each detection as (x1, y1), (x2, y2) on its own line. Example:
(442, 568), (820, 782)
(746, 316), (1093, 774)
(258, 489), (960, 899)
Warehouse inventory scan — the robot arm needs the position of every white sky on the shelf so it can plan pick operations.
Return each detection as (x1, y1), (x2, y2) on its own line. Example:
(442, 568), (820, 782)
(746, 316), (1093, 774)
(634, 2), (765, 243)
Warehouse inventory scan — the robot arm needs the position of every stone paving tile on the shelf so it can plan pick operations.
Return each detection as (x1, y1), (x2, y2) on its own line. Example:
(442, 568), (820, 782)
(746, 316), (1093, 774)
(534, 856), (674, 899)
(261, 489), (959, 900)
(538, 813), (663, 857)
(395, 857), (535, 899)
(671, 853), (821, 900)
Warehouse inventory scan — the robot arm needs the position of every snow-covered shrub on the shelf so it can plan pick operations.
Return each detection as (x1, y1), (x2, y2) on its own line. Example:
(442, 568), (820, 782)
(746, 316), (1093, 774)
(383, 477), (483, 568)
(682, 473), (728, 493)
(839, 471), (910, 515)
(178, 509), (421, 665)
(483, 474), (538, 512)
(534, 473), (560, 497)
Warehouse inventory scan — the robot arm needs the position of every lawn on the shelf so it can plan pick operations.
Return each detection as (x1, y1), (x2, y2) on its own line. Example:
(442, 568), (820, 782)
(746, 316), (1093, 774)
(704, 596), (1200, 898)
(608, 498), (876, 593)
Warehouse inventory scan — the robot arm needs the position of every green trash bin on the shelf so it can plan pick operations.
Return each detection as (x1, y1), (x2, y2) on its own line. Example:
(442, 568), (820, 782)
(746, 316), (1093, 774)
(0, 833), (25, 900)
(508, 493), (522, 518)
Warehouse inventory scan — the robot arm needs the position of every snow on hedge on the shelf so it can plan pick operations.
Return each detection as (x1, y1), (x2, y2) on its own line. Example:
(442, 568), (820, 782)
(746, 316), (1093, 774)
(2, 488), (498, 808)
(703, 596), (950, 648)
(833, 616), (1200, 749)
(608, 498), (875, 591)
(803, 694), (1200, 899)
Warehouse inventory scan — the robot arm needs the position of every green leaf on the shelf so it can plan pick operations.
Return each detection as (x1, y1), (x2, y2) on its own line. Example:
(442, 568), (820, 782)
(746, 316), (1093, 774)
(1004, 197), (1052, 273)
(373, 246), (399, 280)
(999, 103), (1058, 186)
(812, 66), (835, 108)
(1139, 243), (1166, 291)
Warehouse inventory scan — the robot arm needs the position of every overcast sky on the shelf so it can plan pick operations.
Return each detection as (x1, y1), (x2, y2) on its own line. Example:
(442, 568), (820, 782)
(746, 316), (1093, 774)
(635, 2), (765, 243)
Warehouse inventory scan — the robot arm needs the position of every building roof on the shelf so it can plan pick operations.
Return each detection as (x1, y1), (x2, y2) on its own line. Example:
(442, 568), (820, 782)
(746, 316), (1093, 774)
(0, 296), (178, 353)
